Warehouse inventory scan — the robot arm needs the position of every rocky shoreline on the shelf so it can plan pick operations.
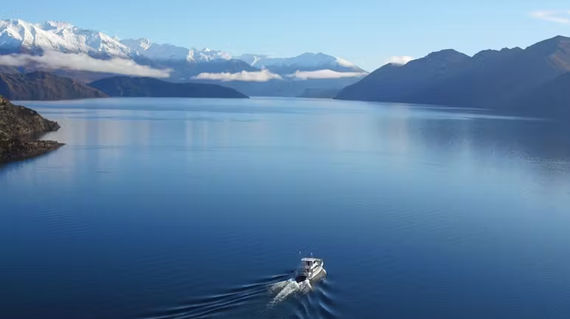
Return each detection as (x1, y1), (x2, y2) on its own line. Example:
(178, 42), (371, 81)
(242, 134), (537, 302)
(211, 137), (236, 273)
(0, 96), (63, 164)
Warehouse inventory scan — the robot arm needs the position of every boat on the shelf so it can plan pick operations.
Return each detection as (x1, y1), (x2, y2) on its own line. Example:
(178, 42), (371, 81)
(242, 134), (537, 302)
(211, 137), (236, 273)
(267, 257), (327, 305)
(294, 257), (326, 283)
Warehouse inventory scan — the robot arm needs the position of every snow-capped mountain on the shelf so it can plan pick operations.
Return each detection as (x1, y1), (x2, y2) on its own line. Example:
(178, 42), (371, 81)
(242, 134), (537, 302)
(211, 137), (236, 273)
(0, 19), (130, 58)
(234, 54), (268, 66)
(0, 19), (253, 81)
(235, 52), (365, 73)
(0, 18), (367, 96)
(0, 19), (236, 63)
(121, 38), (231, 62)
(0, 19), (365, 74)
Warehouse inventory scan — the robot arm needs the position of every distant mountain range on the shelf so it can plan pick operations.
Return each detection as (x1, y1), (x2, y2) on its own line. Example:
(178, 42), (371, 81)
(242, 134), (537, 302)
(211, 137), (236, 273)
(337, 36), (570, 116)
(0, 19), (366, 96)
(0, 71), (106, 100)
(90, 76), (247, 98)
(236, 52), (364, 74)
(1, 19), (569, 117)
(0, 71), (248, 100)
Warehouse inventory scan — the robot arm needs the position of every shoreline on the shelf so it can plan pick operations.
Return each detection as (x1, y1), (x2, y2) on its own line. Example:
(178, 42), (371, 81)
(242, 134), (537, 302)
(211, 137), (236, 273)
(0, 139), (64, 164)
(0, 97), (63, 164)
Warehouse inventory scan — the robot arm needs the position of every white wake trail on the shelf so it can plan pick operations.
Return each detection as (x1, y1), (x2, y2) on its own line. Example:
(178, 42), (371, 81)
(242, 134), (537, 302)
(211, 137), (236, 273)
(268, 279), (312, 306)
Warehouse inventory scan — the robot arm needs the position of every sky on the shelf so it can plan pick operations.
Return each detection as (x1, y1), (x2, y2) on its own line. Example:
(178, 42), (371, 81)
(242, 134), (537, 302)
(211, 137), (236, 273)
(2, 0), (570, 71)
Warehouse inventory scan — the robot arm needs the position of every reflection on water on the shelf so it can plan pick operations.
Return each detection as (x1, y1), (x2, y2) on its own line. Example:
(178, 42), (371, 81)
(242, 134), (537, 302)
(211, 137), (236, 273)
(1, 98), (570, 319)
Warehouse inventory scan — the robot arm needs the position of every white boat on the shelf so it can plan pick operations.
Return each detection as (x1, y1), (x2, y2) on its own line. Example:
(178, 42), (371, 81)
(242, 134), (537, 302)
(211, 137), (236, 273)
(294, 257), (326, 283)
(268, 257), (327, 305)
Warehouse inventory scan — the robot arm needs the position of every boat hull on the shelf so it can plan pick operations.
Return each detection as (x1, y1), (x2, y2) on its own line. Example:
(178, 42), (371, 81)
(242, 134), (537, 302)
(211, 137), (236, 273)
(308, 266), (326, 282)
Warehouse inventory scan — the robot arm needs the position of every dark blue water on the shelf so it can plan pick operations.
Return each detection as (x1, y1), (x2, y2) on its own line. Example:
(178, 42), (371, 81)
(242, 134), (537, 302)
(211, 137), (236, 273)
(1, 97), (570, 319)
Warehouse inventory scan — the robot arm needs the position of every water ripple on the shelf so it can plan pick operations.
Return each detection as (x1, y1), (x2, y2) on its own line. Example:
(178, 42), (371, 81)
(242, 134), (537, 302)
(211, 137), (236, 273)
(141, 270), (340, 319)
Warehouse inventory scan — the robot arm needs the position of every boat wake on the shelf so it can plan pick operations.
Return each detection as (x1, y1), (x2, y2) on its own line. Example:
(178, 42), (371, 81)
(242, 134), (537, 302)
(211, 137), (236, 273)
(268, 279), (313, 306)
(141, 273), (290, 319)
(141, 269), (336, 318)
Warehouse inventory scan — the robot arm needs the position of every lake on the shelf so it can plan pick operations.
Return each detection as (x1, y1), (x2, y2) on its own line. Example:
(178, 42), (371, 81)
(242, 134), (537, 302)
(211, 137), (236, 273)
(1, 97), (570, 319)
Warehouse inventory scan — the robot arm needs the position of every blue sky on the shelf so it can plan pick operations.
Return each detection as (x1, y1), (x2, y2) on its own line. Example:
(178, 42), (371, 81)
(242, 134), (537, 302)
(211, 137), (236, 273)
(2, 0), (570, 71)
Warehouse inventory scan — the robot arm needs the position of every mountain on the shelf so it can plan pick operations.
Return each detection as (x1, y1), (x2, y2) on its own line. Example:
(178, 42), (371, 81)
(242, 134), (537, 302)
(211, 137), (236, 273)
(202, 52), (367, 97)
(0, 19), (256, 81)
(298, 88), (342, 98)
(0, 19), (367, 97)
(89, 76), (248, 98)
(204, 76), (363, 97)
(514, 72), (570, 116)
(0, 96), (62, 163)
(121, 38), (232, 62)
(0, 19), (130, 57)
(120, 38), (258, 82)
(0, 19), (364, 75)
(235, 52), (365, 74)
(337, 36), (570, 116)
(234, 54), (268, 66)
(145, 59), (258, 82)
(337, 49), (470, 103)
(0, 71), (107, 100)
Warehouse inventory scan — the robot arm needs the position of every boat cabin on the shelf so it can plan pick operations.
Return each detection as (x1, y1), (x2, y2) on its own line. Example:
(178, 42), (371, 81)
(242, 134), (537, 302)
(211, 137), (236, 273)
(301, 258), (320, 271)
(294, 258), (325, 283)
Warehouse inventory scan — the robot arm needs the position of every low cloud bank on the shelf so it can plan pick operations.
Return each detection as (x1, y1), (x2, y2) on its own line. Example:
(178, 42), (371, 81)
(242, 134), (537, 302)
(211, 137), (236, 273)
(289, 69), (367, 80)
(386, 56), (414, 65)
(0, 51), (171, 78)
(193, 69), (367, 82)
(194, 69), (282, 82)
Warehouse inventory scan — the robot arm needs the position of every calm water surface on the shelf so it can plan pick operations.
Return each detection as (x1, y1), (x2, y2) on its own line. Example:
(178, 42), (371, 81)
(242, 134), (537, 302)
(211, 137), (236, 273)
(1, 97), (570, 318)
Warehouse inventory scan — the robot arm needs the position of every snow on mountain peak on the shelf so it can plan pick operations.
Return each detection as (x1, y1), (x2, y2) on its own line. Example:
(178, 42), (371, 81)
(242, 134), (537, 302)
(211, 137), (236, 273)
(335, 57), (355, 67)
(42, 21), (75, 31)
(121, 38), (154, 52)
(234, 52), (363, 73)
(235, 54), (269, 66)
(138, 38), (152, 50)
(0, 19), (234, 63)
(121, 38), (231, 62)
(0, 18), (366, 82)
(0, 19), (130, 57)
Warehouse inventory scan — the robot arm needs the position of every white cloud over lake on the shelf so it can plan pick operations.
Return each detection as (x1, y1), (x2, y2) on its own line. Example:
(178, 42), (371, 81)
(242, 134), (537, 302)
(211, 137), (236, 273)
(193, 69), (282, 82)
(0, 51), (171, 78)
(289, 69), (367, 80)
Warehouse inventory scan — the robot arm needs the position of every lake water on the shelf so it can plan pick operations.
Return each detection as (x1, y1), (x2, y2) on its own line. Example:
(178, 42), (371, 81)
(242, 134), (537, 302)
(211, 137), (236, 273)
(1, 97), (570, 319)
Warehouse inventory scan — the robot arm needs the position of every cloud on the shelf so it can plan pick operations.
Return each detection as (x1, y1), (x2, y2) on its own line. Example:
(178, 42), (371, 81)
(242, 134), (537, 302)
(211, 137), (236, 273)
(386, 56), (414, 65)
(289, 69), (367, 80)
(193, 69), (282, 82)
(0, 51), (171, 78)
(530, 10), (570, 24)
